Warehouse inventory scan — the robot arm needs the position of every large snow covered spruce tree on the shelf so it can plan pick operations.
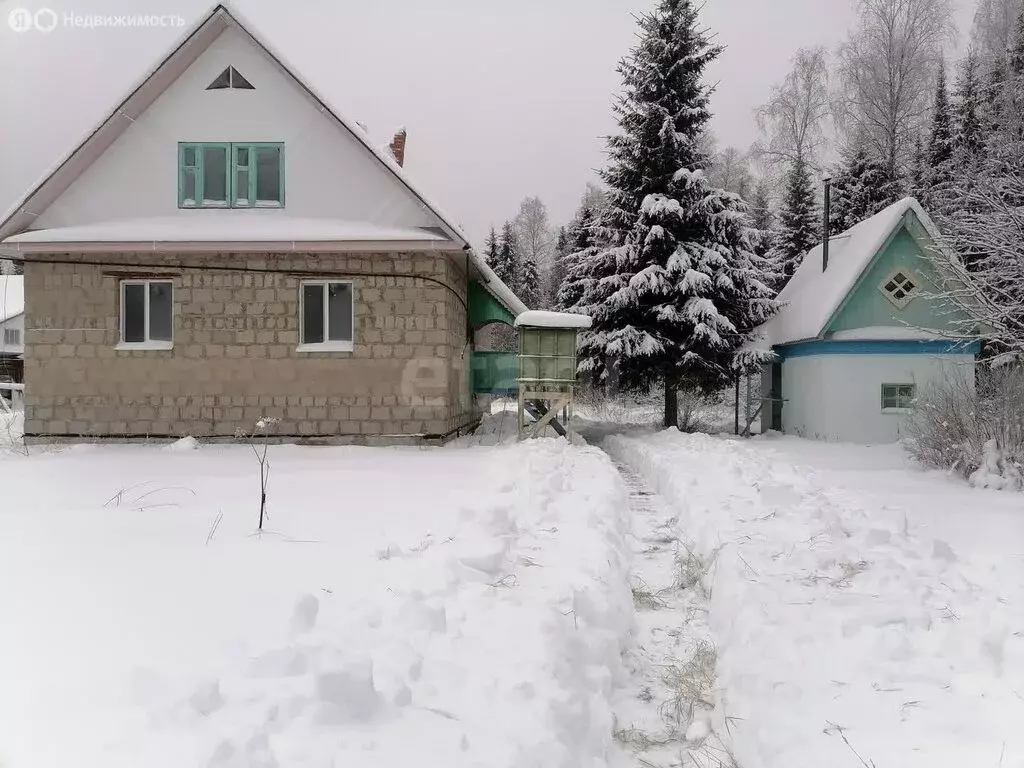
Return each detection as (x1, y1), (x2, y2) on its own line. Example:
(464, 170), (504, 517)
(567, 0), (778, 426)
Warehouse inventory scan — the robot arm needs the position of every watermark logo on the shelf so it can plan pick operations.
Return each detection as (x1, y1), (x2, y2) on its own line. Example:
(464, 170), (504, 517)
(7, 7), (33, 32)
(34, 7), (56, 32)
(7, 7), (186, 33)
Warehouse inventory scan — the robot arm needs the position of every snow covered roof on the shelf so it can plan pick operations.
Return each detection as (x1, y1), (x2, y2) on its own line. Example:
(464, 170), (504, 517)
(2, 216), (450, 249)
(0, 276), (24, 323)
(0, 3), (525, 316)
(759, 198), (941, 346)
(515, 310), (592, 329)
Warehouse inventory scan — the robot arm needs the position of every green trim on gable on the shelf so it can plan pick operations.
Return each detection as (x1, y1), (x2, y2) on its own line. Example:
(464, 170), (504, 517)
(468, 281), (516, 328)
(823, 215), (972, 337)
(822, 212), (907, 333)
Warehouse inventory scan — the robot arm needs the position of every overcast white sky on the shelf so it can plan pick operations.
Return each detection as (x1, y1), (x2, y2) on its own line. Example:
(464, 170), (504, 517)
(0, 0), (975, 245)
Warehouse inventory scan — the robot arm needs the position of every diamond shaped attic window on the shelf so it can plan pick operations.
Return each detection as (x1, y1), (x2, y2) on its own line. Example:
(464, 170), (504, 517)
(878, 267), (920, 309)
(206, 66), (255, 90)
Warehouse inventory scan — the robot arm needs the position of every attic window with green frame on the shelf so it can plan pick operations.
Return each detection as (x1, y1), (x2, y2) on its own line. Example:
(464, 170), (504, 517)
(178, 142), (284, 208)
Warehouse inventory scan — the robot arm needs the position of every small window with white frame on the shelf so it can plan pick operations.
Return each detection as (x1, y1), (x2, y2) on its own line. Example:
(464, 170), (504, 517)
(3, 328), (19, 346)
(299, 281), (354, 351)
(879, 267), (920, 309)
(120, 280), (173, 348)
(881, 383), (915, 411)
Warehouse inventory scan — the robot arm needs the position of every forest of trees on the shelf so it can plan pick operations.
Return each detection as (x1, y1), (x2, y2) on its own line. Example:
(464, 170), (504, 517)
(482, 0), (1024, 423)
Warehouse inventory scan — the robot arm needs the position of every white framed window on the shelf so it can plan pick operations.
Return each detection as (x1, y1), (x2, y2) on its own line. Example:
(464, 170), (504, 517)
(298, 281), (354, 352)
(881, 383), (915, 411)
(2, 328), (19, 345)
(119, 280), (173, 350)
(878, 267), (920, 309)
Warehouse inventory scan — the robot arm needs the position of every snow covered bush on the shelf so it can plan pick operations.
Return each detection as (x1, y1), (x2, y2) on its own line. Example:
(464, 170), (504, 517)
(905, 365), (1024, 489)
(674, 388), (727, 434)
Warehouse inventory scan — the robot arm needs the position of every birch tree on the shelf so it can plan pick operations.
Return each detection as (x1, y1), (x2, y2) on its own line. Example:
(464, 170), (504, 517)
(971, 0), (1021, 62)
(709, 146), (754, 197)
(753, 46), (832, 170)
(513, 196), (555, 308)
(836, 0), (956, 176)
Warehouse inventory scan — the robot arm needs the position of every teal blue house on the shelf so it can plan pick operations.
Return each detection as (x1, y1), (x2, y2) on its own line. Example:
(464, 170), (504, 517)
(757, 197), (981, 443)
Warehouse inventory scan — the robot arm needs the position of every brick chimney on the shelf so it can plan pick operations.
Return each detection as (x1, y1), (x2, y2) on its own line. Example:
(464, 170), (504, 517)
(389, 128), (407, 167)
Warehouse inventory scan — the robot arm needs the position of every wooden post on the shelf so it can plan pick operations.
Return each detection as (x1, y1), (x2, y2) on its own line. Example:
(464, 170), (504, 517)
(734, 374), (740, 435)
(517, 383), (525, 440)
(664, 378), (678, 428)
(743, 372), (752, 436)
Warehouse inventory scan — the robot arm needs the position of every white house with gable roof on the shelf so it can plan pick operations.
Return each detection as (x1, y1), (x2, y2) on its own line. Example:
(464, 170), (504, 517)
(757, 197), (982, 444)
(0, 3), (527, 443)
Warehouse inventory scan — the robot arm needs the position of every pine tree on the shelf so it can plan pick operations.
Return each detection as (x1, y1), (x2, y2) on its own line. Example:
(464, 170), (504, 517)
(750, 178), (774, 234)
(492, 221), (518, 290)
(829, 144), (904, 232)
(1001, 7), (1024, 142)
(909, 134), (928, 200)
(518, 252), (542, 309)
(558, 205), (600, 310)
(483, 226), (499, 266)
(927, 61), (954, 182)
(599, 0), (721, 242)
(982, 53), (1007, 136)
(769, 158), (818, 288)
(914, 62), (955, 213)
(747, 177), (775, 262)
(549, 226), (570, 302)
(569, 0), (778, 425)
(954, 50), (985, 169)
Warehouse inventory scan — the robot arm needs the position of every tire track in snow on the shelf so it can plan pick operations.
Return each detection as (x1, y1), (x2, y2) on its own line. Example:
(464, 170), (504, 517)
(603, 448), (737, 768)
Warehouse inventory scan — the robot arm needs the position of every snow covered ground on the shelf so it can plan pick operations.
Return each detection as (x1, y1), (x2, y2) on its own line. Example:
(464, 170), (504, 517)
(0, 427), (633, 768)
(606, 428), (1024, 768)
(6, 406), (1022, 768)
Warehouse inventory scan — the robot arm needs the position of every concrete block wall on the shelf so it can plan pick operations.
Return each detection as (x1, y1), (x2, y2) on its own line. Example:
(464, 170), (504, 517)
(22, 251), (474, 441)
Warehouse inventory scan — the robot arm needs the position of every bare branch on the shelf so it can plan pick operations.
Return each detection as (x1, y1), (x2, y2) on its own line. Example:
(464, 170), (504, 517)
(835, 0), (955, 170)
(753, 46), (831, 170)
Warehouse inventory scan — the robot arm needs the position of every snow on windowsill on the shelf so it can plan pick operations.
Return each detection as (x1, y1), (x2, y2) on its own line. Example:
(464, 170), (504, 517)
(296, 342), (353, 353)
(880, 407), (912, 415)
(116, 341), (174, 351)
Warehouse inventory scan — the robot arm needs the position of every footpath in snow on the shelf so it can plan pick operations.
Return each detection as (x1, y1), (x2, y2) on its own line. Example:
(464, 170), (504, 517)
(607, 428), (1024, 768)
(0, 429), (633, 768)
(605, 455), (734, 768)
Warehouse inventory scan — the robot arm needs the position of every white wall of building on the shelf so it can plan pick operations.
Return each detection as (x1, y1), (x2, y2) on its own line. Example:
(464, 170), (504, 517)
(0, 314), (24, 357)
(35, 27), (437, 230)
(782, 353), (975, 444)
